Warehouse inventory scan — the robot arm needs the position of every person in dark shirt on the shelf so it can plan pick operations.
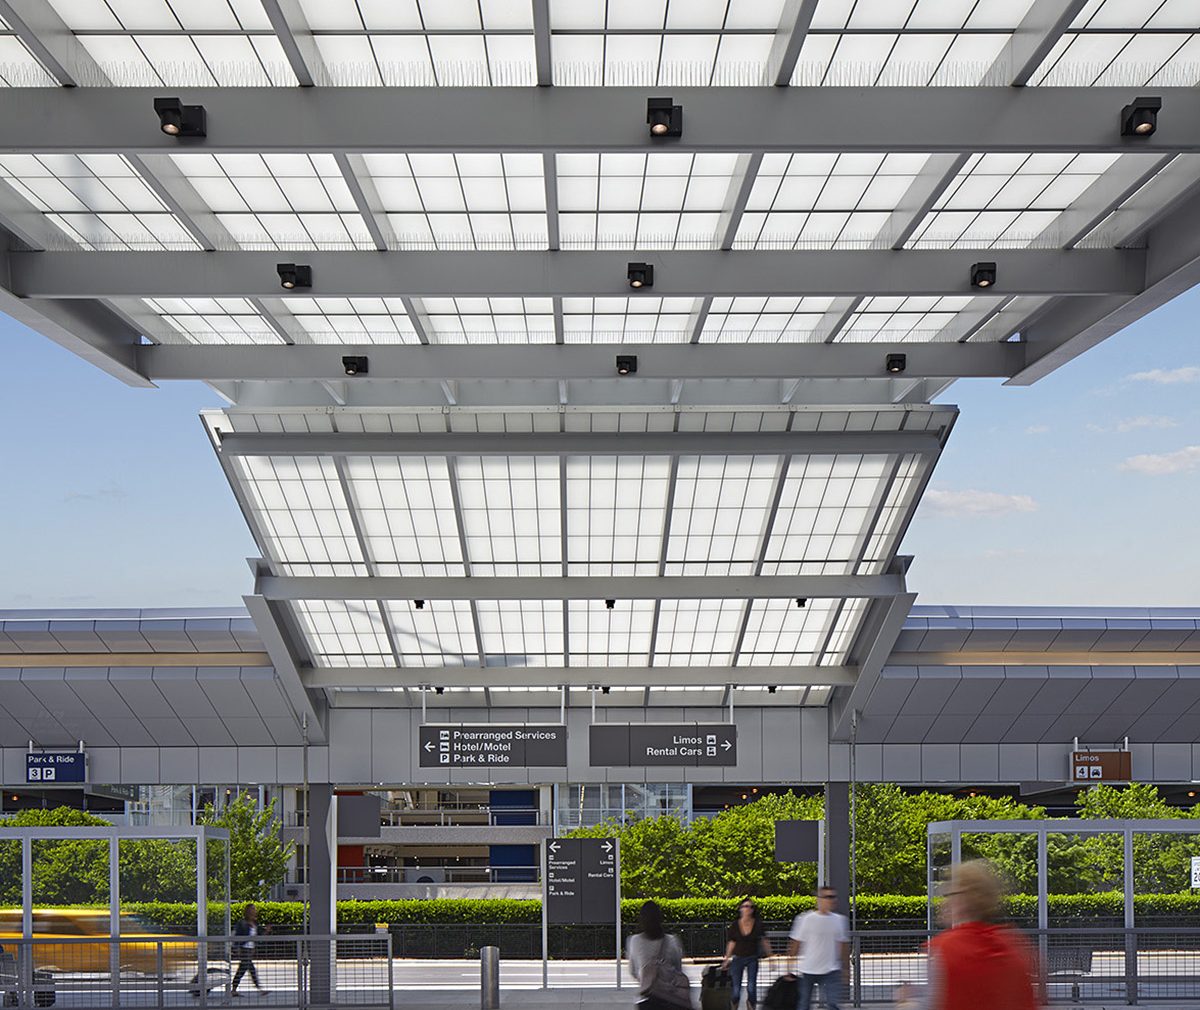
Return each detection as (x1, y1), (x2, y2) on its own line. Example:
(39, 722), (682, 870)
(721, 899), (771, 1008)
(231, 904), (268, 997)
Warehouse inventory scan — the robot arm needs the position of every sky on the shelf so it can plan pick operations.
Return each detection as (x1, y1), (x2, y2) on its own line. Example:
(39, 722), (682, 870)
(1, 288), (1198, 611)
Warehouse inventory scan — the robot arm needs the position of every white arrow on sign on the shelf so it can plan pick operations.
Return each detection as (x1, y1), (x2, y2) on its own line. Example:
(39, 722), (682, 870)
(721, 740), (733, 750)
(423, 741), (435, 752)
(548, 842), (561, 855)
(601, 841), (613, 854)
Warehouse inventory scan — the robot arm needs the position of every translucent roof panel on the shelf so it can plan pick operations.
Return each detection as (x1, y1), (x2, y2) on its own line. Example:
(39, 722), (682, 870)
(700, 296), (839, 343)
(823, 597), (872, 665)
(565, 455), (673, 576)
(563, 297), (700, 343)
(907, 153), (1121, 249)
(172, 153), (374, 250)
(343, 456), (464, 576)
(233, 456), (366, 576)
(664, 455), (782, 576)
(277, 297), (421, 345)
(476, 599), (564, 666)
(738, 598), (845, 666)
(762, 453), (910, 576)
(362, 153), (547, 249)
(568, 599), (656, 666)
(420, 297), (556, 344)
(0, 35), (59, 86)
(456, 456), (562, 576)
(383, 599), (479, 667)
(653, 598), (746, 665)
(1032, 0), (1200, 86)
(858, 454), (925, 576)
(0, 154), (199, 250)
(299, 0), (535, 85)
(736, 153), (931, 249)
(141, 297), (283, 345)
(292, 599), (392, 667)
(557, 153), (742, 250)
(839, 296), (979, 343)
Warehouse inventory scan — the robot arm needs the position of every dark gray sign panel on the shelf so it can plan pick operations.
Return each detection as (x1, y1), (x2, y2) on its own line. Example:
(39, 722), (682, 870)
(775, 819), (821, 863)
(546, 838), (617, 925)
(589, 723), (737, 767)
(337, 794), (382, 838)
(26, 752), (86, 784)
(418, 724), (567, 767)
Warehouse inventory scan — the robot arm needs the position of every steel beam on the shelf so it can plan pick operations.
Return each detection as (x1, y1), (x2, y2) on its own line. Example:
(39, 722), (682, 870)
(142, 341), (1024, 382)
(767, 0), (819, 87)
(1014, 167), (1200, 384)
(829, 591), (916, 740)
(242, 594), (327, 742)
(991, 0), (1089, 87)
(301, 663), (858, 689)
(0, 87), (1198, 154)
(10, 248), (1144, 299)
(216, 428), (946, 458)
(259, 572), (906, 602)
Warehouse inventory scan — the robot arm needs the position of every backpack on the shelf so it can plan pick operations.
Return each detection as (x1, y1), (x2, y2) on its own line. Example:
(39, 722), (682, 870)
(640, 937), (693, 1008)
(700, 965), (732, 1010)
(764, 973), (799, 1010)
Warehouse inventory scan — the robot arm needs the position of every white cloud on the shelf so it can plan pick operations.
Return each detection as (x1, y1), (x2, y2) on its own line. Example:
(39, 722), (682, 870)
(1024, 424), (1050, 435)
(1126, 366), (1200, 384)
(1115, 415), (1178, 433)
(924, 489), (1038, 517)
(1119, 446), (1200, 476)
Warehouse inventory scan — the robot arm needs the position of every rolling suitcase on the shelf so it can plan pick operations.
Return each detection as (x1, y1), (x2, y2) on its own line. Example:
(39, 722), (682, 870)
(763, 972), (799, 1010)
(700, 965), (732, 1010)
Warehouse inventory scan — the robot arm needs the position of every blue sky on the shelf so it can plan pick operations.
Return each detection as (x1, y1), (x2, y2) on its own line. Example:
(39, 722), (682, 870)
(1, 288), (1198, 610)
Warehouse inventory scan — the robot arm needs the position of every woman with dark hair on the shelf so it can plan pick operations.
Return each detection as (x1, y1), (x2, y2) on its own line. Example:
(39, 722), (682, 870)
(721, 898), (770, 1008)
(627, 900), (694, 1009)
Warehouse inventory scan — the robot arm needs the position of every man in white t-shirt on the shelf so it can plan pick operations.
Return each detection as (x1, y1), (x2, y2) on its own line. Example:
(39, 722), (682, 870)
(787, 886), (849, 1010)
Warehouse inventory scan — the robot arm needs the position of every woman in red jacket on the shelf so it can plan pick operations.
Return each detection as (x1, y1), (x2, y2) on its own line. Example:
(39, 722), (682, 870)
(916, 860), (1038, 1010)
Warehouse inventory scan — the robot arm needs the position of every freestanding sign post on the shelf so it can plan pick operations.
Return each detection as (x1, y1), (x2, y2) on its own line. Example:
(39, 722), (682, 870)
(541, 836), (621, 989)
(1191, 855), (1200, 890)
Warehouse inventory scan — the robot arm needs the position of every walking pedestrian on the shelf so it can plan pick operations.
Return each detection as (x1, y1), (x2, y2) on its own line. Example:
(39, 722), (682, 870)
(787, 886), (848, 1010)
(627, 900), (694, 1009)
(721, 899), (770, 1008)
(916, 861), (1036, 1010)
(231, 904), (268, 997)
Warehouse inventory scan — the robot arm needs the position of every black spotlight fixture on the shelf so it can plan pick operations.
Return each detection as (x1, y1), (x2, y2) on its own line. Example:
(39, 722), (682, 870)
(154, 97), (206, 138)
(970, 261), (996, 289)
(616, 354), (638, 376)
(277, 263), (312, 290)
(795, 598), (808, 609)
(413, 599), (425, 609)
(434, 684), (444, 695)
(605, 599), (616, 610)
(885, 353), (906, 375)
(1120, 96), (1161, 137)
(601, 685), (611, 695)
(627, 262), (654, 289)
(342, 355), (369, 376)
(646, 97), (682, 138)
(767, 685), (778, 695)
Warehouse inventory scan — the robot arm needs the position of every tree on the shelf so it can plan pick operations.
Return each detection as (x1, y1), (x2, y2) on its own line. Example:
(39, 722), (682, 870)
(0, 808), (112, 905)
(199, 792), (294, 900)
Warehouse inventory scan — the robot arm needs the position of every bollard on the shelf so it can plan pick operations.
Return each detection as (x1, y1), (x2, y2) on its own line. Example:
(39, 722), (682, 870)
(481, 945), (500, 1009)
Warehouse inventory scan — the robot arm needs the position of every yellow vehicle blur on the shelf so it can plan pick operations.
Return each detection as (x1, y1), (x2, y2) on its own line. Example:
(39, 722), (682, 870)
(0, 909), (193, 975)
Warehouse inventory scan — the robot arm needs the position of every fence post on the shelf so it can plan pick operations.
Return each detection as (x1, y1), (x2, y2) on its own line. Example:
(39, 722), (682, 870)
(480, 946), (500, 1009)
(156, 942), (164, 1010)
(852, 933), (862, 1006)
(386, 935), (394, 1010)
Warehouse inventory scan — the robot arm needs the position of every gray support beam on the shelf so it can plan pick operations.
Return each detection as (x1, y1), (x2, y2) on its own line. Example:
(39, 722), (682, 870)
(1014, 170), (1200, 384)
(301, 664), (857, 689)
(0, 290), (150, 386)
(718, 153), (762, 251)
(532, 0), (552, 87)
(874, 154), (970, 250)
(767, 0), (819, 86)
(306, 784), (335, 1003)
(11, 248), (1145, 299)
(0, 0), (106, 86)
(1041, 153), (1175, 249)
(259, 0), (323, 87)
(145, 341), (1023, 382)
(257, 572), (907, 602)
(2, 87), (1199, 155)
(125, 154), (231, 250)
(242, 595), (327, 743)
(830, 591), (918, 740)
(991, 0), (1089, 87)
(0, 179), (61, 250)
(334, 153), (395, 251)
(217, 428), (946, 458)
(825, 782), (852, 915)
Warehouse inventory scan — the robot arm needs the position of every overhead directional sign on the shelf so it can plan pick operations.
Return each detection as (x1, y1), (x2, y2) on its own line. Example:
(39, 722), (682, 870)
(1071, 750), (1132, 783)
(1192, 856), (1200, 890)
(545, 837), (618, 925)
(26, 752), (86, 784)
(589, 723), (737, 767)
(418, 724), (567, 767)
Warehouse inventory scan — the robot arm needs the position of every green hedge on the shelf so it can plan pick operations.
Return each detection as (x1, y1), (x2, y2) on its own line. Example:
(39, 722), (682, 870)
(122, 892), (1200, 930)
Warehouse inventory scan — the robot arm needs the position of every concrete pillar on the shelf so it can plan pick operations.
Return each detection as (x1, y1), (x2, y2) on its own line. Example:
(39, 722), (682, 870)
(824, 782), (851, 910)
(308, 784), (337, 1003)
